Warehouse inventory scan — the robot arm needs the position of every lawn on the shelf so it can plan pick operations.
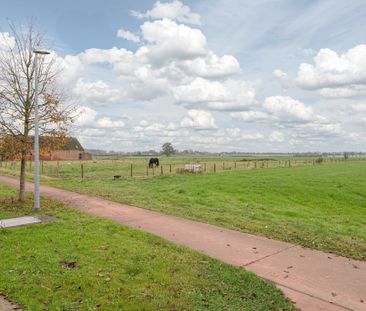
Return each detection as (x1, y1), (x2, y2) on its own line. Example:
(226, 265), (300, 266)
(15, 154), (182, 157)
(1, 159), (365, 260)
(41, 161), (366, 261)
(0, 184), (294, 310)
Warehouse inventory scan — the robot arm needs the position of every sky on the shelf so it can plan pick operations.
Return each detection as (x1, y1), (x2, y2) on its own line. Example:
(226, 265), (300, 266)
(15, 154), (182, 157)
(1, 0), (366, 152)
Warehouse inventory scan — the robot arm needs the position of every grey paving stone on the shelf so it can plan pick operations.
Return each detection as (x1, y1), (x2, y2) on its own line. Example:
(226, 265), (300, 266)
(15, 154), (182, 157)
(0, 216), (41, 229)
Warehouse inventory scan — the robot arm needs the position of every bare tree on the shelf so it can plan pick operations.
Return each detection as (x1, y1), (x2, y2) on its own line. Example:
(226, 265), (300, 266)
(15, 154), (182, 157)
(0, 23), (73, 202)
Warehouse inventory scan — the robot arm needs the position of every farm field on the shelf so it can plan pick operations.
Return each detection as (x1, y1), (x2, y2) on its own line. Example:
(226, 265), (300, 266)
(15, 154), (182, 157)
(0, 184), (294, 310)
(1, 157), (366, 260)
(0, 155), (345, 180)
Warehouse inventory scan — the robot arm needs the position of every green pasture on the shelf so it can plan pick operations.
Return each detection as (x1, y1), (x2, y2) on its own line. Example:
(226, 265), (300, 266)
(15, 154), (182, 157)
(1, 157), (365, 260)
(0, 184), (293, 310)
(0, 155), (349, 180)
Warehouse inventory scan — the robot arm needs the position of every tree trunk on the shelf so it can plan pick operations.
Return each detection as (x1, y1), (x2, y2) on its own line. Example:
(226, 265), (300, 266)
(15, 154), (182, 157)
(19, 154), (26, 202)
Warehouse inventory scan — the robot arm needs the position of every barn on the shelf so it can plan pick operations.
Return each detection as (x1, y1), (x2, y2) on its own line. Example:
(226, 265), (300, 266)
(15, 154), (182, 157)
(0, 136), (92, 161)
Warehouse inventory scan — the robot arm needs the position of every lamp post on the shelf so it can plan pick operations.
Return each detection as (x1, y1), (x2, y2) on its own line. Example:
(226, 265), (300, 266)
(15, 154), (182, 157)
(33, 49), (50, 212)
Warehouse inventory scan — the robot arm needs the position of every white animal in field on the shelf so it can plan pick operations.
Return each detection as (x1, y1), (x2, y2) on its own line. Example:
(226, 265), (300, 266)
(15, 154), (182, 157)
(184, 164), (201, 173)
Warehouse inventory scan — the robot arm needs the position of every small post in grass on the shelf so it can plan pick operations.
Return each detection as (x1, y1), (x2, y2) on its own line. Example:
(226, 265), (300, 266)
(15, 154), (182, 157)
(214, 163), (216, 173)
(146, 166), (149, 176)
(161, 165), (163, 175)
(81, 163), (84, 180)
(130, 163), (133, 178)
(170, 164), (172, 174)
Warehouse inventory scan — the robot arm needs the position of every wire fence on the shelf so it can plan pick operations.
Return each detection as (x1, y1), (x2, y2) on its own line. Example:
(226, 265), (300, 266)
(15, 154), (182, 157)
(1, 156), (365, 181)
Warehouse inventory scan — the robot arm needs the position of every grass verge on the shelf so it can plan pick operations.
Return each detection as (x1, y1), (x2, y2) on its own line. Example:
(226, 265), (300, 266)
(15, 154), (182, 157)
(0, 184), (294, 310)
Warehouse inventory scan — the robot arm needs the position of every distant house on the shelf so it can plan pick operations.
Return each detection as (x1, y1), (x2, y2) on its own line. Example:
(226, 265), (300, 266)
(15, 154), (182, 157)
(0, 136), (92, 161)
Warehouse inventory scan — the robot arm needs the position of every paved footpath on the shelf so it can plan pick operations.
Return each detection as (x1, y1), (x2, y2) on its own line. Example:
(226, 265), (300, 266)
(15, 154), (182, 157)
(0, 176), (365, 311)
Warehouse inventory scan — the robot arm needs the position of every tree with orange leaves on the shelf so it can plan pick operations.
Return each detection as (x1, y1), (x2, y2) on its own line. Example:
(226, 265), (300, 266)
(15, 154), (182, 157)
(0, 23), (73, 202)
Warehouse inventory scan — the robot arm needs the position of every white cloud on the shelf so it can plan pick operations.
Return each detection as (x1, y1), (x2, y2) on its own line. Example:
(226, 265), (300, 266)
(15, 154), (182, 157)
(296, 45), (366, 90)
(117, 28), (140, 43)
(349, 132), (366, 142)
(231, 111), (270, 122)
(181, 52), (240, 79)
(139, 18), (207, 65)
(131, 0), (201, 25)
(263, 96), (315, 122)
(273, 69), (287, 79)
(352, 103), (366, 112)
(54, 1), (361, 152)
(261, 96), (341, 139)
(173, 78), (257, 111)
(80, 47), (133, 65)
(74, 106), (97, 126)
(59, 12), (252, 106)
(180, 109), (217, 129)
(73, 79), (125, 106)
(291, 122), (342, 138)
(269, 131), (284, 142)
(319, 85), (366, 98)
(96, 117), (125, 129)
(58, 55), (84, 85)
(0, 32), (15, 50)
(273, 69), (292, 90)
(74, 107), (125, 130)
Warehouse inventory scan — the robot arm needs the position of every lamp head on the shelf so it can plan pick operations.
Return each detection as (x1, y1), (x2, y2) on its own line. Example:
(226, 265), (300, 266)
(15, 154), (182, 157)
(33, 50), (51, 55)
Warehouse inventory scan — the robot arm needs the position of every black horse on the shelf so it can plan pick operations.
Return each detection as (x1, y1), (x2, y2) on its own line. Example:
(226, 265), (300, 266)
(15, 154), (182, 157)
(149, 158), (160, 168)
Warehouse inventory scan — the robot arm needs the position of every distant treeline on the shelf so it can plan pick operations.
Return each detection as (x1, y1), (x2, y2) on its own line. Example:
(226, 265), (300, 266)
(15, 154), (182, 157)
(86, 149), (366, 158)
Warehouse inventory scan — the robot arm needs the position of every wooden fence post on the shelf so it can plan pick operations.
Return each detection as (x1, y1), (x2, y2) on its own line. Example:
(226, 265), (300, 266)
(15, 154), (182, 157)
(214, 163), (216, 173)
(161, 165), (163, 175)
(147, 166), (149, 176)
(254, 161), (257, 169)
(234, 162), (237, 169)
(222, 162), (225, 170)
(81, 164), (84, 179)
(170, 164), (172, 174)
(204, 163), (206, 172)
(130, 163), (133, 177)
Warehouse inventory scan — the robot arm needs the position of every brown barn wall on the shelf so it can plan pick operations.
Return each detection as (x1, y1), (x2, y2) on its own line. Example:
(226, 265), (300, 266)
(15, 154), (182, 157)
(51, 151), (92, 161)
(26, 151), (92, 161)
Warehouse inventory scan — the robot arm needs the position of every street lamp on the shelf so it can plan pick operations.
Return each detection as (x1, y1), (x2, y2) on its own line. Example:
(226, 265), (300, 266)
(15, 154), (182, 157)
(33, 49), (50, 212)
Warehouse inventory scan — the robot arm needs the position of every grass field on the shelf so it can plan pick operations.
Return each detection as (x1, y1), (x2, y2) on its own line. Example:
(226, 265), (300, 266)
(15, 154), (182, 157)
(1, 157), (365, 260)
(0, 184), (294, 310)
(0, 155), (344, 180)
